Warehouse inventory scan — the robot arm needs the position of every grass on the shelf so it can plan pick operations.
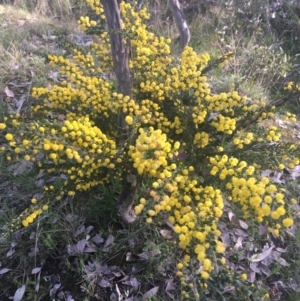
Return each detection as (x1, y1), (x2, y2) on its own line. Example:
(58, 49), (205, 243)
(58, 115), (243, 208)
(0, 1), (300, 300)
(0, 4), (83, 94)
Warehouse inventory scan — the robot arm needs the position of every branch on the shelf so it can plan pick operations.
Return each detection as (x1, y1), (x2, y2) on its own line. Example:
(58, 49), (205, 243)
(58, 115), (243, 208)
(170, 0), (191, 50)
(137, 0), (146, 10)
(238, 92), (299, 131)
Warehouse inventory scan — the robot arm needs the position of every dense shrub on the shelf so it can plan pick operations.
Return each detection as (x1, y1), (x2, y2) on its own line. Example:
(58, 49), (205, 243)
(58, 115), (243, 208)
(0, 0), (299, 299)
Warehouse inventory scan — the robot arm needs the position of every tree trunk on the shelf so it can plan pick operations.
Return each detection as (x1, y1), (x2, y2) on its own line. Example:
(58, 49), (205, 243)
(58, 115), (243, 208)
(170, 0), (191, 50)
(101, 0), (137, 226)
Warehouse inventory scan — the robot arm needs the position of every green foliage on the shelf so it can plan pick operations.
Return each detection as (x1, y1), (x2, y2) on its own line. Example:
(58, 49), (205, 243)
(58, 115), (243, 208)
(1, 0), (88, 19)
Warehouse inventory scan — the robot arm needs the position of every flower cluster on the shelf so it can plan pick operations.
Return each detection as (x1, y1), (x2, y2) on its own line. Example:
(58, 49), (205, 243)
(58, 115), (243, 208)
(0, 114), (117, 227)
(209, 155), (294, 236)
(284, 112), (297, 123)
(77, 16), (97, 30)
(20, 201), (49, 227)
(284, 81), (300, 92)
(128, 127), (176, 176)
(266, 126), (281, 142)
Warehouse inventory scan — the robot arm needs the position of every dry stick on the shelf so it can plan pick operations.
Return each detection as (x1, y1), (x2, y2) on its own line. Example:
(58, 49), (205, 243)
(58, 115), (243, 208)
(240, 92), (300, 131)
(137, 0), (146, 10)
(101, 0), (138, 226)
(170, 0), (191, 50)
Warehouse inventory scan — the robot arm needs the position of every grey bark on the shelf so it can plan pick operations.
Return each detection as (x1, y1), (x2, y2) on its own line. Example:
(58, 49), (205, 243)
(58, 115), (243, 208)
(101, 0), (137, 226)
(101, 0), (132, 137)
(170, 0), (191, 50)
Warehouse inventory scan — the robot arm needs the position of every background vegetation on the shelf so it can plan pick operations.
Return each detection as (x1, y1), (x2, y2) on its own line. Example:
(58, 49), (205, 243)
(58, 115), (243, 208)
(1, 0), (300, 300)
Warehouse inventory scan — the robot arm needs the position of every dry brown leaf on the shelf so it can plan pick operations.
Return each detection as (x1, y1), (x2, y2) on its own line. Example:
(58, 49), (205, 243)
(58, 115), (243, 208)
(259, 225), (268, 235)
(99, 278), (110, 288)
(239, 219), (248, 230)
(260, 263), (271, 275)
(31, 267), (42, 274)
(13, 285), (26, 301)
(277, 257), (289, 267)
(92, 234), (104, 245)
(0, 268), (11, 275)
(6, 242), (16, 257)
(290, 165), (300, 180)
(143, 286), (159, 300)
(233, 228), (248, 237)
(49, 283), (61, 297)
(4, 86), (14, 97)
(104, 234), (114, 247)
(126, 252), (133, 262)
(250, 262), (261, 274)
(160, 229), (173, 239)
(233, 236), (243, 251)
(221, 231), (231, 247)
(249, 246), (274, 263)
(228, 211), (239, 226)
(165, 279), (176, 292)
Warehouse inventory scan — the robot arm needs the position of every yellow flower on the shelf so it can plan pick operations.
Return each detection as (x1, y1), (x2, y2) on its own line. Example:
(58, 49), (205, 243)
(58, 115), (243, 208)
(152, 182), (159, 188)
(215, 241), (225, 253)
(266, 184), (277, 194)
(241, 273), (247, 280)
(49, 153), (57, 160)
(174, 225), (181, 233)
(200, 271), (210, 280)
(31, 198), (37, 204)
(271, 211), (279, 220)
(277, 206), (286, 216)
(148, 210), (156, 216)
(275, 193), (284, 202)
(261, 204), (270, 216)
(26, 216), (34, 224)
(44, 143), (51, 150)
(264, 195), (272, 204)
(195, 232), (206, 242)
(42, 205), (49, 211)
(125, 115), (133, 125)
(5, 133), (13, 141)
(23, 139), (30, 146)
(273, 229), (280, 237)
(24, 155), (30, 161)
(22, 220), (29, 227)
(202, 259), (212, 271)
(0, 123), (6, 129)
(140, 198), (146, 205)
(174, 141), (180, 149)
(282, 218), (293, 228)
(134, 204), (143, 215)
